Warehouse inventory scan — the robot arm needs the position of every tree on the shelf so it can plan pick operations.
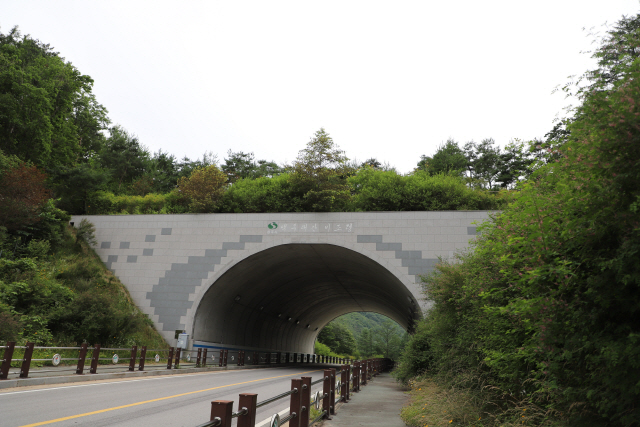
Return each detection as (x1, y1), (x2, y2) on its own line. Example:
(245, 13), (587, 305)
(54, 162), (110, 214)
(373, 320), (403, 359)
(357, 328), (376, 357)
(0, 27), (109, 170)
(97, 125), (150, 192)
(461, 138), (506, 188)
(222, 150), (282, 183)
(317, 322), (357, 355)
(417, 139), (468, 175)
(146, 150), (180, 193)
(0, 154), (51, 231)
(291, 128), (353, 211)
(177, 165), (227, 212)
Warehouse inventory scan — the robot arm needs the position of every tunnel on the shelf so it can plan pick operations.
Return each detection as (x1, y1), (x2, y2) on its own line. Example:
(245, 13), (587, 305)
(192, 244), (422, 353)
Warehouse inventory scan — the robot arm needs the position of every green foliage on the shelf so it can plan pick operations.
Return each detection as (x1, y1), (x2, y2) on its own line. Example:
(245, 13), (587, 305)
(314, 341), (333, 356)
(86, 190), (183, 215)
(290, 128), (353, 212)
(418, 139), (468, 175)
(0, 27), (109, 170)
(349, 168), (504, 211)
(317, 321), (358, 355)
(221, 150), (282, 183)
(74, 218), (97, 247)
(396, 16), (640, 425)
(177, 165), (227, 213)
(97, 125), (150, 192)
(25, 240), (51, 259)
(217, 173), (302, 213)
(0, 224), (167, 348)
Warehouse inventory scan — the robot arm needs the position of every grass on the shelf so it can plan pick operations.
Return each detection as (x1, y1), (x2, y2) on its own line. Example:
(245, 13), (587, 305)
(400, 375), (569, 427)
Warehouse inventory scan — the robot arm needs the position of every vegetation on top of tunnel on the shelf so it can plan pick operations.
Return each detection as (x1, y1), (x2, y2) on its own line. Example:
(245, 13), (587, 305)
(393, 14), (640, 427)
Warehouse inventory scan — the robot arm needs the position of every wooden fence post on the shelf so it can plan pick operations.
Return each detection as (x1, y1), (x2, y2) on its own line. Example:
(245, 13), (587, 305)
(210, 400), (233, 427)
(76, 343), (88, 374)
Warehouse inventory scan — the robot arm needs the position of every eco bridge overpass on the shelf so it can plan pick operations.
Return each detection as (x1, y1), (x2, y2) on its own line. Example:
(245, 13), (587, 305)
(71, 211), (492, 354)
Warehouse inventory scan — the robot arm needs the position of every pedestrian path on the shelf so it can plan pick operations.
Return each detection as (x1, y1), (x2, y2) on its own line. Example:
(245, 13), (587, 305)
(323, 373), (409, 427)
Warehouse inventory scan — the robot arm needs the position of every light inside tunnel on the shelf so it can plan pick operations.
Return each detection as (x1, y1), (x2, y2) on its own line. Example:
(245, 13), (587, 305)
(192, 244), (422, 353)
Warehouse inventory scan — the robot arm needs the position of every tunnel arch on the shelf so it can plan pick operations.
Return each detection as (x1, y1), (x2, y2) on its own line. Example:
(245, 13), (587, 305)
(191, 243), (422, 353)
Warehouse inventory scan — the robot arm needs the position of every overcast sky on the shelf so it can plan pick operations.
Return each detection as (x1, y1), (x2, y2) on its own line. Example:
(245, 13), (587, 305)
(2, 1), (639, 173)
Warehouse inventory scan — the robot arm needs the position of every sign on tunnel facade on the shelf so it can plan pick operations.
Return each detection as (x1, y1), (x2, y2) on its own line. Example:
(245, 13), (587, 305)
(71, 211), (494, 352)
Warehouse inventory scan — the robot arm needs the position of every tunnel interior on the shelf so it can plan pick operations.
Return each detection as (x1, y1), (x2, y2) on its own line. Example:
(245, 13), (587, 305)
(192, 244), (421, 353)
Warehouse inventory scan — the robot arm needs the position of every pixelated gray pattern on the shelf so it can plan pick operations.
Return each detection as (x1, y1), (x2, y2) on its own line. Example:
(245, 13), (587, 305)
(147, 235), (263, 332)
(358, 234), (437, 283)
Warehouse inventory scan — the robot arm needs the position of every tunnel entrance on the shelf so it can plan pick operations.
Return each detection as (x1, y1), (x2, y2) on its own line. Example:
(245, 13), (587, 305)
(192, 244), (422, 353)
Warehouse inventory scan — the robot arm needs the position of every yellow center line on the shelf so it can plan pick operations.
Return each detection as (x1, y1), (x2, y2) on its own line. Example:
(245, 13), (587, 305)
(20, 369), (321, 427)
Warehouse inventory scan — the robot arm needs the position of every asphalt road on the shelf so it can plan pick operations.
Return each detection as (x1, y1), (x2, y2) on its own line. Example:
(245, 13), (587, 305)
(0, 366), (328, 427)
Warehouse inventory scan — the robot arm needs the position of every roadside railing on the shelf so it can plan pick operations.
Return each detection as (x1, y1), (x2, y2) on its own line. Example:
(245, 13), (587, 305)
(1, 341), (362, 381)
(0, 342), (181, 379)
(194, 358), (394, 427)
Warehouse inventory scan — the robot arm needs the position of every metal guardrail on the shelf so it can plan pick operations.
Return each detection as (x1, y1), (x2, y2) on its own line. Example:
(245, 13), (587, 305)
(194, 358), (394, 427)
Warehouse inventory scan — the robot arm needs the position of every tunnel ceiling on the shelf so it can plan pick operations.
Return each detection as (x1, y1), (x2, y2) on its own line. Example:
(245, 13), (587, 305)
(193, 244), (421, 353)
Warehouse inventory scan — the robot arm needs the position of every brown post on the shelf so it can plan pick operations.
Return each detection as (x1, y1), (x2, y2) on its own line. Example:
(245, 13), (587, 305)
(289, 378), (302, 427)
(219, 349), (224, 367)
(196, 348), (202, 367)
(1, 342), (16, 380)
(224, 349), (228, 367)
(167, 347), (174, 369)
(341, 365), (348, 402)
(345, 364), (351, 401)
(128, 346), (137, 372)
(202, 348), (208, 367)
(253, 351), (259, 365)
(19, 342), (35, 378)
(210, 400), (233, 427)
(237, 393), (257, 427)
(362, 360), (368, 386)
(301, 376), (312, 427)
(329, 368), (336, 415)
(76, 343), (88, 374)
(322, 369), (332, 419)
(174, 347), (181, 369)
(90, 344), (101, 373)
(138, 346), (147, 371)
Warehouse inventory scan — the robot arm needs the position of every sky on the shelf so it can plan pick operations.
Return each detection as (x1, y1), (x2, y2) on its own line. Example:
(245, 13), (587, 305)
(2, 1), (639, 173)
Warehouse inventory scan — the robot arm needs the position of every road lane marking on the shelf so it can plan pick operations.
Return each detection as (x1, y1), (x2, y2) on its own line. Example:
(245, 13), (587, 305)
(0, 368), (252, 395)
(0, 366), (308, 395)
(19, 369), (320, 427)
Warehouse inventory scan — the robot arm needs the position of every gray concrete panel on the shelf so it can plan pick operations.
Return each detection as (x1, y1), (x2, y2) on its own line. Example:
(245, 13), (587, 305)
(145, 235), (156, 242)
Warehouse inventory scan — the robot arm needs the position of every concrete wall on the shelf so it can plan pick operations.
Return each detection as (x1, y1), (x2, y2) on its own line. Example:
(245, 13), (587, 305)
(71, 211), (493, 352)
